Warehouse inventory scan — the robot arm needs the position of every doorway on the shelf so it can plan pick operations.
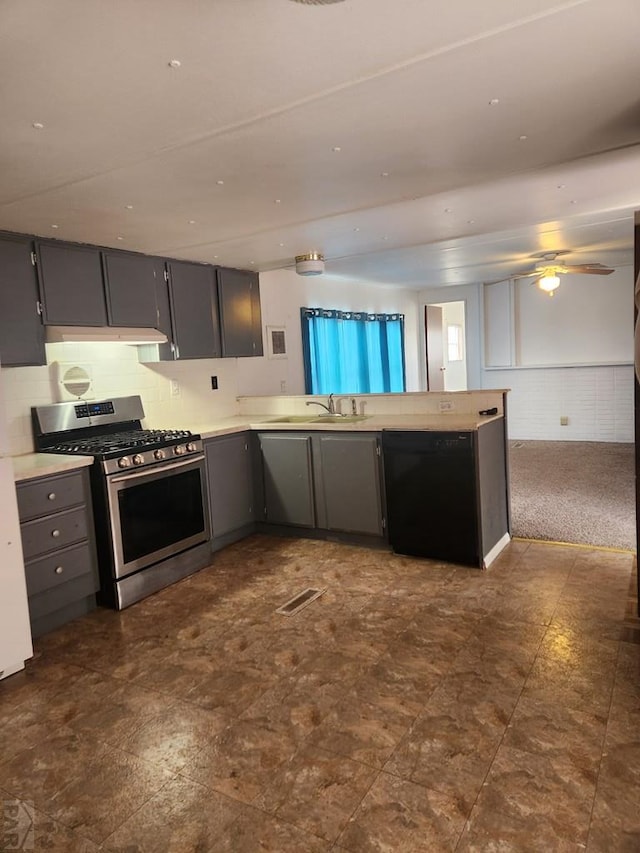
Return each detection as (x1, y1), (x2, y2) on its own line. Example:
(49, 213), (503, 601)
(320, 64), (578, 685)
(425, 301), (468, 391)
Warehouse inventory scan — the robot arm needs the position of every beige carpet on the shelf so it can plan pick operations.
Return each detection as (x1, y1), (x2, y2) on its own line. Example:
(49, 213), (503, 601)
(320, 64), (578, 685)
(509, 440), (636, 551)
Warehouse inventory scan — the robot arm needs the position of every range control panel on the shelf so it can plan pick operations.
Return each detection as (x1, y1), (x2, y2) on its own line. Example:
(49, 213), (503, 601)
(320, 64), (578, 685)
(75, 401), (115, 419)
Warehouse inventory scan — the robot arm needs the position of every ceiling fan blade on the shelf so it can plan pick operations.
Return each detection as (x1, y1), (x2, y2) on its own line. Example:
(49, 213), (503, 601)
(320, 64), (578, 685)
(565, 265), (614, 275)
(483, 269), (540, 284)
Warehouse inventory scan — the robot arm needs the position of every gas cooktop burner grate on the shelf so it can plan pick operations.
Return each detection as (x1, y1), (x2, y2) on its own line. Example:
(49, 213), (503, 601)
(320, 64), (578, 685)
(45, 428), (196, 457)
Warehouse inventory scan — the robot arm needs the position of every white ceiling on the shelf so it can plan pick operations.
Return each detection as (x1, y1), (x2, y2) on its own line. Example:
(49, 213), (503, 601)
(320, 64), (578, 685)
(1, 0), (639, 289)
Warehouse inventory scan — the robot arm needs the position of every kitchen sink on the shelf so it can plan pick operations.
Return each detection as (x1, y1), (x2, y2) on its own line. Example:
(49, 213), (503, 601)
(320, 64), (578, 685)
(313, 415), (370, 423)
(260, 414), (370, 424)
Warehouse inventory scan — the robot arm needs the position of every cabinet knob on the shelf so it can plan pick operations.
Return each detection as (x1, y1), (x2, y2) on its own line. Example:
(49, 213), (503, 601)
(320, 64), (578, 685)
(54, 566), (64, 575)
(51, 529), (60, 538)
(48, 492), (56, 501)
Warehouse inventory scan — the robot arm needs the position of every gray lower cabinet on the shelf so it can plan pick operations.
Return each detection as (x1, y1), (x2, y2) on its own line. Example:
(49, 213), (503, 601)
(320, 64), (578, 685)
(205, 432), (254, 542)
(257, 431), (386, 537)
(16, 468), (99, 638)
(258, 433), (316, 527)
(0, 235), (45, 366)
(36, 240), (107, 326)
(312, 433), (384, 536)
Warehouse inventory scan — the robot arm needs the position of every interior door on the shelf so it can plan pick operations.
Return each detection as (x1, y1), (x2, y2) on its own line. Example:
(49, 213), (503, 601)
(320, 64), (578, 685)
(425, 305), (445, 391)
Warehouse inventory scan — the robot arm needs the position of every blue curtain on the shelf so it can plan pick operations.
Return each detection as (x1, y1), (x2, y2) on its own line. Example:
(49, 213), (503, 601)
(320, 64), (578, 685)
(301, 308), (406, 394)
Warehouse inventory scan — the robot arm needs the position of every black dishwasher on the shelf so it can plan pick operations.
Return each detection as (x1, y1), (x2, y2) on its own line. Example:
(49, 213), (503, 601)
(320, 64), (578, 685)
(382, 430), (480, 566)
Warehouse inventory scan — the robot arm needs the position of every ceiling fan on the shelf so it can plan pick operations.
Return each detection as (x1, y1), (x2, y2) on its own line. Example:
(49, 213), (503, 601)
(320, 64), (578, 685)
(487, 251), (615, 296)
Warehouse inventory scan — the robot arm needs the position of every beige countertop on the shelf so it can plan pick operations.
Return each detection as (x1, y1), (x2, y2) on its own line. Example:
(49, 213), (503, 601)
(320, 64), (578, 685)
(11, 413), (503, 480)
(192, 412), (503, 440)
(12, 453), (94, 483)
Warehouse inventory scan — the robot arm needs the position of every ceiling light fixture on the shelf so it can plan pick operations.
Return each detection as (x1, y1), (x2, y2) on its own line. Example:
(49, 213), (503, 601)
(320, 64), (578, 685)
(168, 59), (181, 68)
(295, 252), (324, 276)
(538, 272), (560, 295)
(331, 146), (342, 152)
(489, 98), (500, 106)
(32, 122), (44, 129)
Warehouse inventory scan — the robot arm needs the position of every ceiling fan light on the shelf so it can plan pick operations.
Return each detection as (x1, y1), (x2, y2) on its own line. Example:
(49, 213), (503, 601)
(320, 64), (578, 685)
(538, 273), (560, 293)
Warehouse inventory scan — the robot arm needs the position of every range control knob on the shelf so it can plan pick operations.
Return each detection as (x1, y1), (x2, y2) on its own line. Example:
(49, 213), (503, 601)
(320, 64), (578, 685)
(186, 441), (197, 453)
(118, 457), (132, 469)
(174, 445), (186, 456)
(154, 449), (166, 461)
(132, 454), (144, 465)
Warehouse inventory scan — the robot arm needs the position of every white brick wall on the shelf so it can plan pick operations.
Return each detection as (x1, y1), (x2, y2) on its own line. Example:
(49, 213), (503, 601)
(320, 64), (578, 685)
(483, 364), (634, 442)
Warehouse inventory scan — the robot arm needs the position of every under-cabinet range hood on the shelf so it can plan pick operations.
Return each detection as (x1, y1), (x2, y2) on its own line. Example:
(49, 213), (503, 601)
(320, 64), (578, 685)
(45, 326), (168, 345)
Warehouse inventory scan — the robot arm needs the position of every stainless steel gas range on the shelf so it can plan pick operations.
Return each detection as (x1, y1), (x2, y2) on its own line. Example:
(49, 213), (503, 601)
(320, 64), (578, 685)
(32, 396), (211, 609)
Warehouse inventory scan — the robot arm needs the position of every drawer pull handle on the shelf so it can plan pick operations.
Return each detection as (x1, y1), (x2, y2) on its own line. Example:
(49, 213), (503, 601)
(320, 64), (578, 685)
(48, 492), (56, 501)
(51, 529), (60, 538)
(54, 566), (64, 575)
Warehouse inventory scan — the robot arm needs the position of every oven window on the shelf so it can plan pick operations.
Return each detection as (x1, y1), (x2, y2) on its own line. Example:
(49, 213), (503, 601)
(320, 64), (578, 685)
(118, 468), (205, 563)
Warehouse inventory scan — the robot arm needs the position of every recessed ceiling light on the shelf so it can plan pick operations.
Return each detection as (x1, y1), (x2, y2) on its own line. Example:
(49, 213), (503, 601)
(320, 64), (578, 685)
(518, 135), (528, 141)
(353, 227), (360, 232)
(444, 208), (453, 213)
(50, 224), (59, 229)
(467, 219), (475, 224)
(216, 180), (225, 186)
(489, 98), (500, 106)
(381, 172), (389, 177)
(274, 199), (281, 204)
(213, 255), (219, 259)
(382, 236), (389, 241)
(331, 146), (342, 152)
(116, 236), (124, 241)
(32, 122), (44, 130)
(188, 220), (196, 225)
(125, 204), (134, 210)
(570, 199), (578, 204)
(279, 242), (285, 247)
(249, 261), (255, 265)
(168, 59), (182, 68)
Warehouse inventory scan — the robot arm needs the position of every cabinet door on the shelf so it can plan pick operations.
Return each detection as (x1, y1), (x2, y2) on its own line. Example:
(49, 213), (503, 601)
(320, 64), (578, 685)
(315, 434), (384, 535)
(217, 267), (263, 357)
(36, 241), (107, 326)
(0, 236), (45, 366)
(205, 433), (253, 538)
(168, 261), (221, 359)
(102, 251), (159, 328)
(259, 433), (315, 527)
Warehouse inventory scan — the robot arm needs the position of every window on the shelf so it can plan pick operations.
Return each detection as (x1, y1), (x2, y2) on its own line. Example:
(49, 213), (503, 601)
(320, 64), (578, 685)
(447, 323), (463, 362)
(301, 308), (405, 394)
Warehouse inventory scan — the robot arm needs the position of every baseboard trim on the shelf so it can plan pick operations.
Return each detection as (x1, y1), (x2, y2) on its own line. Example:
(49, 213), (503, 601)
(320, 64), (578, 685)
(483, 532), (511, 568)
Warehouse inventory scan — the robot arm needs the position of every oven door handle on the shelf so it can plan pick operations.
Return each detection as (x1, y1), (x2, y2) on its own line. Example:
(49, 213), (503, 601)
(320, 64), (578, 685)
(109, 454), (205, 483)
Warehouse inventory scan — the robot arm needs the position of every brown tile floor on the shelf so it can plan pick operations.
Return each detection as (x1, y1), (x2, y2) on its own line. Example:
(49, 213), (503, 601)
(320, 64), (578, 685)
(0, 535), (638, 852)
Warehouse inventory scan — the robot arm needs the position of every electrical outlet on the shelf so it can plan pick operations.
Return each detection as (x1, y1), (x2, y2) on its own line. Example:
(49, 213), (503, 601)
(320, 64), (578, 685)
(560, 415), (569, 426)
(439, 400), (454, 412)
(211, 376), (218, 390)
(170, 379), (180, 397)
(280, 380), (287, 393)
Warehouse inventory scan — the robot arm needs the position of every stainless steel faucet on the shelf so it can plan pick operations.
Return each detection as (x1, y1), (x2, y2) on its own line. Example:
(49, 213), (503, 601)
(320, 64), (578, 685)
(306, 393), (336, 415)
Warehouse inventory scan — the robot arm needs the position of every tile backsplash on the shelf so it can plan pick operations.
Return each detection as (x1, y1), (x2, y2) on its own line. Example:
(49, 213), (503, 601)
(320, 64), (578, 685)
(1, 343), (241, 456)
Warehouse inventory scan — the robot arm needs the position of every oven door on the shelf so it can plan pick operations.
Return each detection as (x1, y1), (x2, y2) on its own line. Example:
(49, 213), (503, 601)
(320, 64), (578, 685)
(106, 454), (210, 579)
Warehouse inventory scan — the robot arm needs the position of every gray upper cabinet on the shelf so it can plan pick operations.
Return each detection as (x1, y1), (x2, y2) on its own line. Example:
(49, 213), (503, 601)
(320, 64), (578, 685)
(102, 251), (160, 328)
(36, 240), (107, 326)
(313, 433), (384, 536)
(205, 432), (254, 540)
(259, 433), (315, 527)
(168, 261), (221, 359)
(217, 267), (263, 358)
(0, 235), (45, 366)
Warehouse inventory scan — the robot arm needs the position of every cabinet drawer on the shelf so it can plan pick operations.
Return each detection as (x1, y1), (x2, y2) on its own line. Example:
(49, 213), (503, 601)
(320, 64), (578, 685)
(21, 507), (88, 560)
(24, 542), (93, 597)
(28, 573), (98, 622)
(17, 471), (85, 521)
